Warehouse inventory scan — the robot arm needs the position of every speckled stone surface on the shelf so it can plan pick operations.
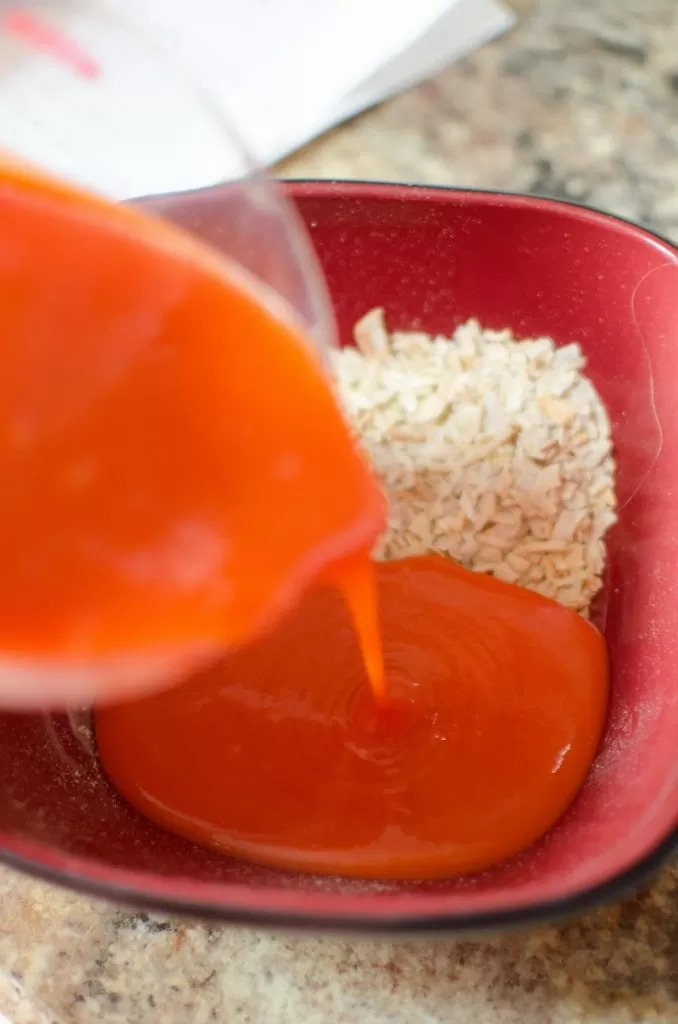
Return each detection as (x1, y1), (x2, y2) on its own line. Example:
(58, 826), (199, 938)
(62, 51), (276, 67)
(282, 0), (678, 243)
(4, 1), (678, 1021)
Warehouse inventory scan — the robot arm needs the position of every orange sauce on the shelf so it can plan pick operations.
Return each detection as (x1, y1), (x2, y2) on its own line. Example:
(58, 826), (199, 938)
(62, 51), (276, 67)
(0, 160), (383, 679)
(97, 558), (607, 879)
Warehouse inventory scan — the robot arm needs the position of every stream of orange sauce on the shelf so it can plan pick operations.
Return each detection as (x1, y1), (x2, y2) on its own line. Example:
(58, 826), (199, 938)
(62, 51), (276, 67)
(0, 158), (608, 879)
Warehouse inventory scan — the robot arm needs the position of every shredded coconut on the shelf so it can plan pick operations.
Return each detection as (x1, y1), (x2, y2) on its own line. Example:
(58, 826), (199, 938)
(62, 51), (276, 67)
(335, 312), (617, 616)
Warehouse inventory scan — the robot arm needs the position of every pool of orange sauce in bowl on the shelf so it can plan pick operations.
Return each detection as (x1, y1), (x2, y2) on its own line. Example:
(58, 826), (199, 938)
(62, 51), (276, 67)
(97, 556), (608, 880)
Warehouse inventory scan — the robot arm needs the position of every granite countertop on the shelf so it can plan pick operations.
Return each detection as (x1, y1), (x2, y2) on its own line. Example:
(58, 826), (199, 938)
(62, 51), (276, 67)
(282, 0), (678, 242)
(3, 1), (678, 1021)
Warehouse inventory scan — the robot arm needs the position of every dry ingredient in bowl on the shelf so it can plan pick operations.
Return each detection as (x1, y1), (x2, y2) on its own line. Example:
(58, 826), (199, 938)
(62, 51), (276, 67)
(97, 306), (613, 880)
(342, 308), (618, 616)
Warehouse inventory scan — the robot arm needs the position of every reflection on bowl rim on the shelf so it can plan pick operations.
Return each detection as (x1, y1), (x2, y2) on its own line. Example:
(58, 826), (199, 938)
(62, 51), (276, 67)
(1, 181), (676, 936)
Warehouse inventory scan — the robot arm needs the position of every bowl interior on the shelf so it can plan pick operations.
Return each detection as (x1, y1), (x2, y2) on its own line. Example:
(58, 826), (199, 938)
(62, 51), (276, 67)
(0, 183), (677, 929)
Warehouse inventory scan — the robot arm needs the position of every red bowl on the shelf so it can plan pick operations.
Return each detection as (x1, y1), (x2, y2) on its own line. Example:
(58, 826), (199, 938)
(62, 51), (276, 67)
(0, 181), (676, 935)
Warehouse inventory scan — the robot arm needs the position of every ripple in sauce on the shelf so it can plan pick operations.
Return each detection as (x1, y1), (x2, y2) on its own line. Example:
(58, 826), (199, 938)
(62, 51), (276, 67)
(97, 557), (608, 879)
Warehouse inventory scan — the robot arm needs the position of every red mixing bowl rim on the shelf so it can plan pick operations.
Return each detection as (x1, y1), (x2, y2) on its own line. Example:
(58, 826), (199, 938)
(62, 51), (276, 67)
(0, 826), (675, 935)
(0, 181), (676, 935)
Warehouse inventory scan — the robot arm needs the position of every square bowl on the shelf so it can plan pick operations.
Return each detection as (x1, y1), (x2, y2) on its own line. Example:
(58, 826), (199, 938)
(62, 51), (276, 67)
(0, 181), (676, 935)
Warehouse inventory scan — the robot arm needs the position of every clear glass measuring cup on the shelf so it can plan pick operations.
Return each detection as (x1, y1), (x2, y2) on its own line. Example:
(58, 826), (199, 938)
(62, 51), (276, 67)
(0, 1), (341, 706)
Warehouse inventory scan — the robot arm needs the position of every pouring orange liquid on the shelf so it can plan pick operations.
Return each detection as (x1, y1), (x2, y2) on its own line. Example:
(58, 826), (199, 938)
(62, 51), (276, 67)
(0, 159), (384, 702)
(0, 159), (607, 878)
